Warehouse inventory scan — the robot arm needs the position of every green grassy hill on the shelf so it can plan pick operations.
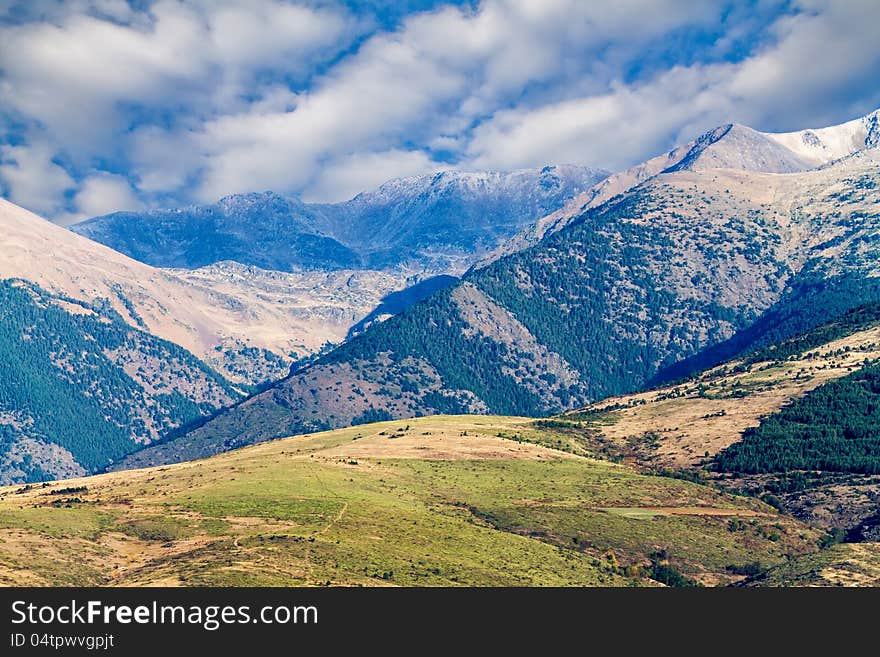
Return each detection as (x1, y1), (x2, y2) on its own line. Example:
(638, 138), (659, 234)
(0, 415), (819, 587)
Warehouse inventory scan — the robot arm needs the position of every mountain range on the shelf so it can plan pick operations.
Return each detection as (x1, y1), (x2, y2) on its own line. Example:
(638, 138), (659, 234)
(117, 110), (880, 469)
(483, 109), (880, 265)
(0, 166), (605, 482)
(3, 107), (880, 587)
(0, 109), (878, 482)
(71, 165), (607, 275)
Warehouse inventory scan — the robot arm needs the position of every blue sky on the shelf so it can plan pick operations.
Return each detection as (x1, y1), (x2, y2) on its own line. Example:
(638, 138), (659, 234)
(1, 0), (879, 224)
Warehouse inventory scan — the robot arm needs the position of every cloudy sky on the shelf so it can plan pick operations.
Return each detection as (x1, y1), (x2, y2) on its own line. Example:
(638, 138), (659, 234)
(1, 0), (879, 224)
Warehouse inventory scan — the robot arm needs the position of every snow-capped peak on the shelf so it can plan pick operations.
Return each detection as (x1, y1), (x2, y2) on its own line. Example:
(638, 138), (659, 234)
(345, 164), (608, 206)
(761, 108), (880, 166)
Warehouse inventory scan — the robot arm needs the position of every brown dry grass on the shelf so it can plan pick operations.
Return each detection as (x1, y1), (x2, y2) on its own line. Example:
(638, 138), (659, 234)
(318, 418), (578, 462)
(580, 325), (880, 468)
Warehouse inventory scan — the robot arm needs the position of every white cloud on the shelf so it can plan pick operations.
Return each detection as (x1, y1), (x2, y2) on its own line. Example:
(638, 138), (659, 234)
(463, 67), (729, 172)
(0, 5), (207, 152)
(127, 124), (202, 194)
(1, 0), (878, 220)
(191, 0), (726, 202)
(463, 0), (880, 172)
(725, 0), (880, 130)
(206, 1), (354, 68)
(0, 0), (363, 214)
(303, 149), (448, 202)
(0, 143), (75, 216)
(72, 172), (143, 219)
(192, 13), (472, 200)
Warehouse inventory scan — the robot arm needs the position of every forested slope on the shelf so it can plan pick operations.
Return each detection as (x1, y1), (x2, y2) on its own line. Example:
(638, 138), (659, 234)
(0, 280), (239, 482)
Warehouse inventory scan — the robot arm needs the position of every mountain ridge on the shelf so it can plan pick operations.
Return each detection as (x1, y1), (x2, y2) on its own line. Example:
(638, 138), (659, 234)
(0, 198), (418, 384)
(71, 165), (609, 275)
(478, 108), (880, 268)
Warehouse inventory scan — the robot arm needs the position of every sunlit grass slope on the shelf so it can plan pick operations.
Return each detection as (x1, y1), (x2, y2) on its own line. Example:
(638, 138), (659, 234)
(0, 415), (819, 587)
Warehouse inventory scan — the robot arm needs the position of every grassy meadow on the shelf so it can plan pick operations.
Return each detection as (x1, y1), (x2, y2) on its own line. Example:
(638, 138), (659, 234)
(0, 415), (821, 587)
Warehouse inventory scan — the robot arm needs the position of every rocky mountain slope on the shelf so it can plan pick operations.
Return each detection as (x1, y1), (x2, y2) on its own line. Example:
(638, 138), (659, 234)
(163, 262), (416, 381)
(0, 199), (412, 384)
(480, 109), (880, 266)
(71, 165), (608, 275)
(120, 111), (880, 468)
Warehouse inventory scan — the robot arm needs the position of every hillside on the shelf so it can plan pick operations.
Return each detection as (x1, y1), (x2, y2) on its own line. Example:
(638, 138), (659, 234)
(123, 113), (880, 468)
(0, 199), (412, 384)
(548, 301), (880, 552)
(747, 543), (880, 586)
(72, 166), (608, 275)
(0, 415), (820, 587)
(0, 280), (239, 483)
(571, 302), (880, 470)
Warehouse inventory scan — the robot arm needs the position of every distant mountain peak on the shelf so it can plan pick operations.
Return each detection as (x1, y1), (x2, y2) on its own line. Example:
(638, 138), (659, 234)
(213, 190), (309, 215)
(666, 122), (815, 174)
(663, 109), (880, 176)
(217, 190), (291, 204)
(351, 164), (607, 200)
(72, 164), (609, 274)
(758, 107), (880, 167)
(477, 108), (880, 270)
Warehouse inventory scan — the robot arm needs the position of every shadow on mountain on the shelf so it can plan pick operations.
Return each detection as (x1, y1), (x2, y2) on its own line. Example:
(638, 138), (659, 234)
(651, 273), (880, 386)
(346, 274), (459, 340)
